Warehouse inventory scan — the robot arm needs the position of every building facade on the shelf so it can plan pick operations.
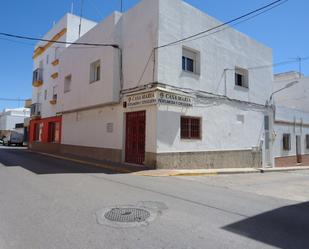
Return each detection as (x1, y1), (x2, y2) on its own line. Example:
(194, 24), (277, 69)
(273, 72), (309, 167)
(29, 0), (274, 169)
(0, 108), (30, 132)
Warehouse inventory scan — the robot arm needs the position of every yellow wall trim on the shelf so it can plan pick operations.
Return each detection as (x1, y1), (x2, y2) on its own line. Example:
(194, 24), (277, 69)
(33, 28), (67, 59)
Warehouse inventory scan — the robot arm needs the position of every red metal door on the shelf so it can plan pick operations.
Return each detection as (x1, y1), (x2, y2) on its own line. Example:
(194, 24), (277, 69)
(125, 111), (146, 165)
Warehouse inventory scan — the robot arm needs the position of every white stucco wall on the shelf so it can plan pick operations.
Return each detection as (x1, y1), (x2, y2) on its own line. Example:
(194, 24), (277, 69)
(274, 73), (309, 112)
(57, 13), (121, 113)
(156, 0), (273, 105)
(61, 104), (157, 154)
(156, 101), (268, 153)
(0, 108), (30, 131)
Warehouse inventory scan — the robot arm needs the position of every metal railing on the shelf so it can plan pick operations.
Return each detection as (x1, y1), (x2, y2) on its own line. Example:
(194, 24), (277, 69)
(30, 103), (42, 117)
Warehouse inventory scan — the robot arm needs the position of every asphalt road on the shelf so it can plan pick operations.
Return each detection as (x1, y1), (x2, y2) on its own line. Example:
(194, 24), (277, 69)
(0, 146), (308, 249)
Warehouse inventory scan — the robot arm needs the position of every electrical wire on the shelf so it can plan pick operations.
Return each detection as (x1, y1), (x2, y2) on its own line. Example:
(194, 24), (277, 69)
(0, 32), (119, 48)
(156, 0), (287, 49)
(181, 0), (288, 45)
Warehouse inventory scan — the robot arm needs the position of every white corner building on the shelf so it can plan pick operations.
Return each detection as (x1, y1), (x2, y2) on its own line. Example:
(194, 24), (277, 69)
(29, 0), (275, 169)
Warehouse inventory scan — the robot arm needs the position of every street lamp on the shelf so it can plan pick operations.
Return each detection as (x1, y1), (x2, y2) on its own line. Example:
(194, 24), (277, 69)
(268, 80), (299, 105)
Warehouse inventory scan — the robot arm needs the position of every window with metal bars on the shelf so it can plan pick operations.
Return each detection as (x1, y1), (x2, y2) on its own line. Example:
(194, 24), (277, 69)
(283, 133), (291, 151)
(181, 117), (201, 139)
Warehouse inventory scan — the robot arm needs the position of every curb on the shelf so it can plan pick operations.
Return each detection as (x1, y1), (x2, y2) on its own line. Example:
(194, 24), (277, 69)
(133, 167), (309, 177)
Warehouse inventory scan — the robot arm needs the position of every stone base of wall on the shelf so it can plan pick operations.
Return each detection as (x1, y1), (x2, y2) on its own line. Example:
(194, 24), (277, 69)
(275, 154), (309, 167)
(60, 144), (122, 163)
(29, 143), (262, 169)
(29, 142), (61, 154)
(154, 150), (262, 169)
(29, 143), (122, 164)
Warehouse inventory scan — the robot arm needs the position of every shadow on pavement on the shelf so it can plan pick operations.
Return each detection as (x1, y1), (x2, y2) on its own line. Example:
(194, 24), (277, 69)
(223, 202), (309, 249)
(0, 147), (138, 175)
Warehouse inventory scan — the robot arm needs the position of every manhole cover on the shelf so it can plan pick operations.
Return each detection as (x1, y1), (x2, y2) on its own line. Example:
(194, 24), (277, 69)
(104, 208), (150, 223)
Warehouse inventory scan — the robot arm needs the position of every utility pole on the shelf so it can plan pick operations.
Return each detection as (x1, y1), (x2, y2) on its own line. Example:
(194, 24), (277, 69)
(78, 0), (84, 38)
(297, 57), (302, 78)
(120, 0), (123, 13)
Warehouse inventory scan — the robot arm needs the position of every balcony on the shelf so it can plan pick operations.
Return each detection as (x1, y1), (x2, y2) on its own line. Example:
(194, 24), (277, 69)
(32, 68), (43, 87)
(51, 72), (59, 79)
(50, 94), (57, 105)
(30, 103), (42, 118)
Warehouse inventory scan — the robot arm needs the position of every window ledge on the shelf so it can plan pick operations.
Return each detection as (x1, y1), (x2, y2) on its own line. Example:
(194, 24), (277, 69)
(234, 85), (249, 91)
(90, 79), (100, 84)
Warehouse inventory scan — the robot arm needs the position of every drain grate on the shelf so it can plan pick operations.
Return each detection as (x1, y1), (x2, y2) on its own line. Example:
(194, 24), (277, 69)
(104, 208), (150, 223)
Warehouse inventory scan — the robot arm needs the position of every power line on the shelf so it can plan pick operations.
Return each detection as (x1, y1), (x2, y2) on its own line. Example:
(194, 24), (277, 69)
(0, 32), (119, 48)
(0, 98), (27, 102)
(156, 0), (287, 49)
(182, 0), (288, 45)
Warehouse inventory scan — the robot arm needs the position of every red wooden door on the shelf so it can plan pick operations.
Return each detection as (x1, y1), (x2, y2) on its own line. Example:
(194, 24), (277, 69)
(125, 111), (146, 165)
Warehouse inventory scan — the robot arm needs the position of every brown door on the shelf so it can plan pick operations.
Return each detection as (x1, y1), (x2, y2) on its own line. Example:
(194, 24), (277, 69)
(125, 111), (146, 165)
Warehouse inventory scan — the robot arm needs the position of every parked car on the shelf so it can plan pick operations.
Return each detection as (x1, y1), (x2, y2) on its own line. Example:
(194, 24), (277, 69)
(2, 131), (24, 146)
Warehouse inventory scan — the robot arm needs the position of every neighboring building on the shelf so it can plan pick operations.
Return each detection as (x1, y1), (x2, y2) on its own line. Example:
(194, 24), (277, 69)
(29, 0), (274, 169)
(273, 72), (309, 167)
(0, 108), (30, 142)
(0, 108), (30, 132)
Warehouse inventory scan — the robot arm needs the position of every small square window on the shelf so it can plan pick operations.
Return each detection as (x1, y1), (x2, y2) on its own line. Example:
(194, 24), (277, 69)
(64, 75), (72, 93)
(90, 60), (101, 83)
(182, 47), (200, 74)
(235, 67), (249, 88)
(181, 117), (201, 139)
(283, 133), (291, 151)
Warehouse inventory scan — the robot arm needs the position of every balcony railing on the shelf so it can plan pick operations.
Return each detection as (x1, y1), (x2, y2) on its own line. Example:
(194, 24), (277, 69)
(30, 103), (42, 118)
(32, 68), (43, 87)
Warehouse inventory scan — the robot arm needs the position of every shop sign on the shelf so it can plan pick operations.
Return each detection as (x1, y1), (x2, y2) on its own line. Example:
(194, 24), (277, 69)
(124, 91), (157, 108)
(123, 90), (193, 108)
(157, 91), (193, 107)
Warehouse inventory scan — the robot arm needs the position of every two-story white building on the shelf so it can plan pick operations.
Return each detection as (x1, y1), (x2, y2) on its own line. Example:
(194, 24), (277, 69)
(29, 0), (274, 169)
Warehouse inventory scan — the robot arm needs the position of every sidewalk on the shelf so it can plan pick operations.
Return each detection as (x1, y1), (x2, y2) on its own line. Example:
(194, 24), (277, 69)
(133, 166), (309, 177)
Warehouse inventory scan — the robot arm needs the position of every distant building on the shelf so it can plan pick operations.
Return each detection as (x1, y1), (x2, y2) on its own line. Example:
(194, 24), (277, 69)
(273, 72), (309, 166)
(29, 0), (274, 169)
(0, 108), (30, 132)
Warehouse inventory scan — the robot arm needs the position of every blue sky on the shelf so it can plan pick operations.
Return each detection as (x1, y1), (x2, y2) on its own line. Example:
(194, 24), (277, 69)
(0, 0), (308, 110)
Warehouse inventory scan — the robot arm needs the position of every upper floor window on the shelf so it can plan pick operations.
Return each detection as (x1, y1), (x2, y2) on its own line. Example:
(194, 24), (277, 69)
(306, 134), (309, 149)
(64, 75), (72, 93)
(283, 133), (291, 151)
(235, 67), (249, 88)
(182, 47), (200, 74)
(90, 60), (101, 83)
